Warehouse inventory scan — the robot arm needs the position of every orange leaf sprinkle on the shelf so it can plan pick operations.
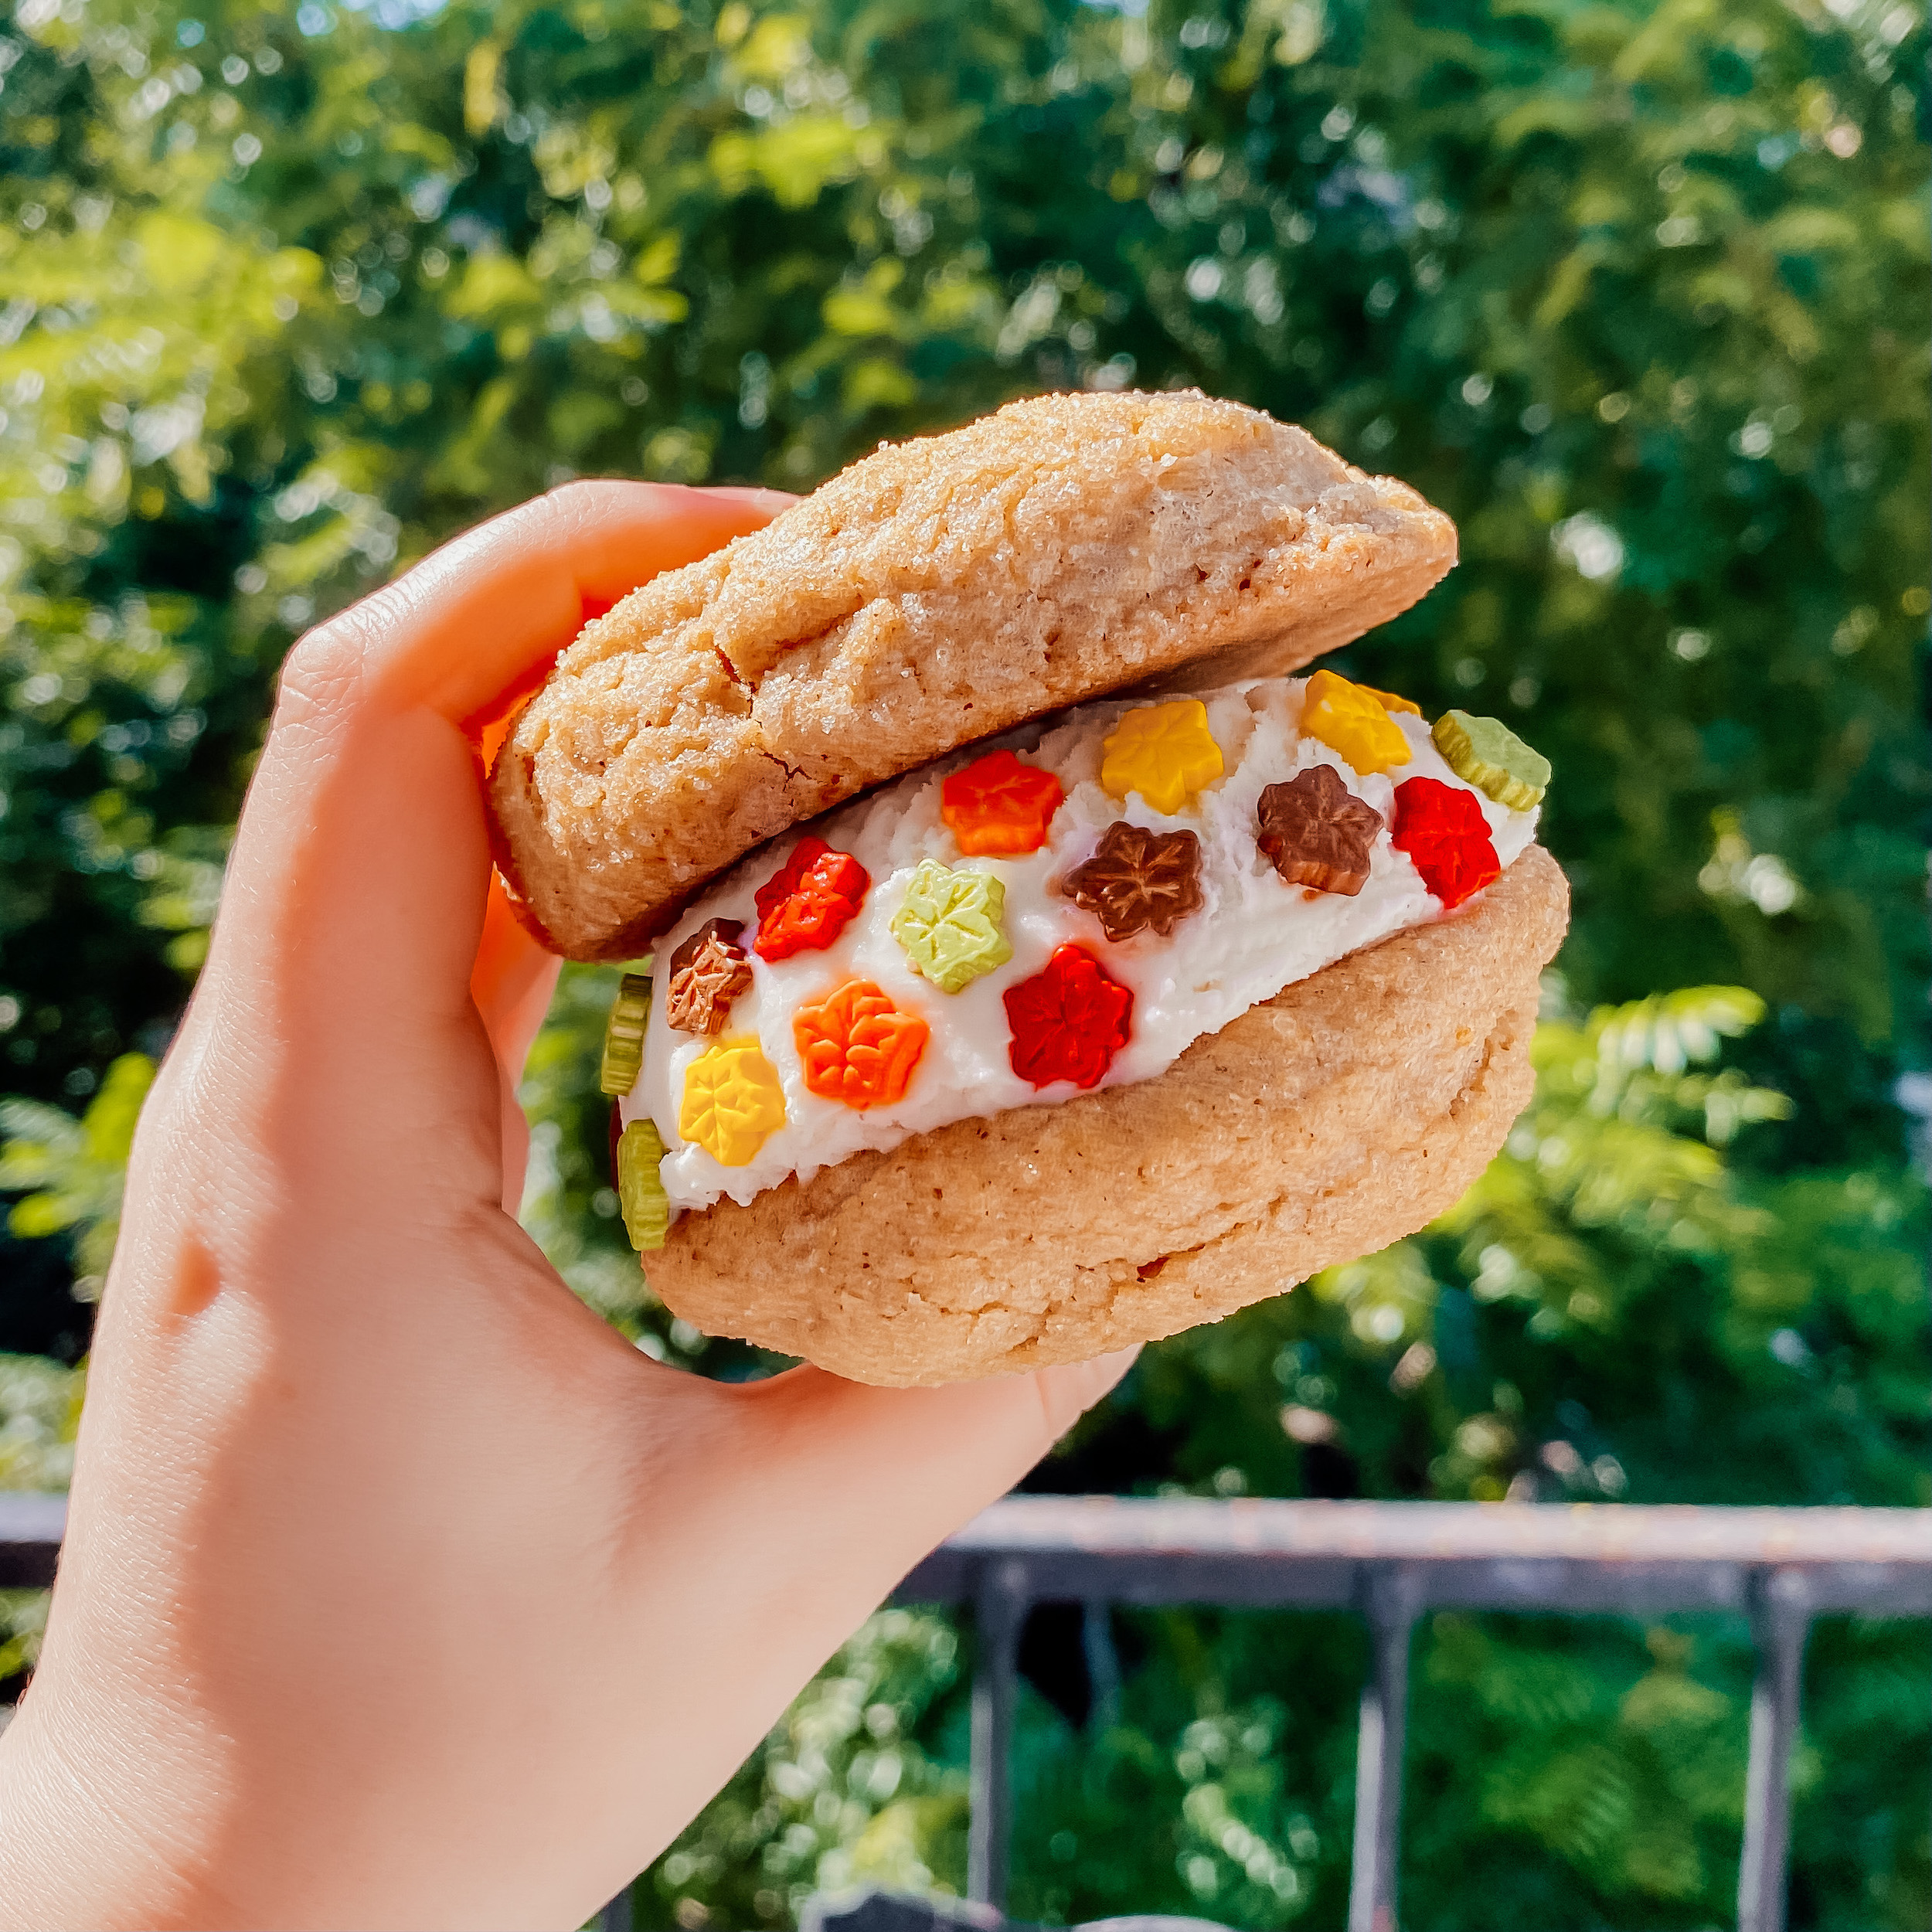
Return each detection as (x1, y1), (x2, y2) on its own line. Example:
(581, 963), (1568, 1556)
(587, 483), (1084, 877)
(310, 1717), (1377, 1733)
(792, 979), (930, 1111)
(940, 750), (1066, 856)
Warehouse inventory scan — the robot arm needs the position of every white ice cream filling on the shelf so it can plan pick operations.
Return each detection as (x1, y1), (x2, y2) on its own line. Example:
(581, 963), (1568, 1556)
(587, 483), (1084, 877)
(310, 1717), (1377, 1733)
(621, 673), (1540, 1215)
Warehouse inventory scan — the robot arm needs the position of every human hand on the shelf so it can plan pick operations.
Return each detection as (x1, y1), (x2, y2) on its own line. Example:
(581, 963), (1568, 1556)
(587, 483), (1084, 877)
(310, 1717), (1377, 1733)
(0, 483), (1134, 1930)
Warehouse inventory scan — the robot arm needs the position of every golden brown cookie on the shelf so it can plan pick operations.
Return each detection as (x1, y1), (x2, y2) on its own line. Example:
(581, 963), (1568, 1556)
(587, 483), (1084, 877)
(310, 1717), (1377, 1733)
(648, 845), (1569, 1386)
(489, 390), (1457, 960)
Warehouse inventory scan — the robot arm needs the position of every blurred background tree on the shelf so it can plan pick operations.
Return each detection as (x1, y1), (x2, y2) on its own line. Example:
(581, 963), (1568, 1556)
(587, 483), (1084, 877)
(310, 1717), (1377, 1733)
(0, 0), (1927, 1923)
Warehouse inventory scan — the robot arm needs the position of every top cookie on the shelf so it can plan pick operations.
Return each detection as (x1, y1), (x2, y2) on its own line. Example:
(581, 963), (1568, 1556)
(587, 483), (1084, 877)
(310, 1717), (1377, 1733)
(490, 389), (1457, 960)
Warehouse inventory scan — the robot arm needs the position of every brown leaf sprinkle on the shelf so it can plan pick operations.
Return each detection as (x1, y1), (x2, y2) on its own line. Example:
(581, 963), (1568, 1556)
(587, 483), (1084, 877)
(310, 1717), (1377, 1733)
(1257, 764), (1385, 896)
(665, 917), (754, 1034)
(1060, 821), (1205, 940)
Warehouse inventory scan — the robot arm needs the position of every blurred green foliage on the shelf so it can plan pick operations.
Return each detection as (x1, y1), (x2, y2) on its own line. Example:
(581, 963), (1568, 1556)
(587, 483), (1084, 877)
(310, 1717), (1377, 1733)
(647, 1607), (975, 1918)
(0, 1352), (82, 1688)
(0, 1049), (150, 1298)
(0, 0), (1927, 1923)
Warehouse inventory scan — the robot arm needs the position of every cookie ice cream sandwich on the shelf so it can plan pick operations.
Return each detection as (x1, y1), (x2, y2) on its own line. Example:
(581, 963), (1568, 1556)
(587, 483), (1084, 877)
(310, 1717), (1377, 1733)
(488, 390), (1570, 1385)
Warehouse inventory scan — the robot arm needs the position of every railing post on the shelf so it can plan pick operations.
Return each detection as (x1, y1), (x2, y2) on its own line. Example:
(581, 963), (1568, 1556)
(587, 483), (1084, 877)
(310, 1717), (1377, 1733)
(1737, 1566), (1812, 1932)
(1347, 1563), (1421, 1932)
(1082, 1597), (1122, 1728)
(967, 1556), (1029, 1910)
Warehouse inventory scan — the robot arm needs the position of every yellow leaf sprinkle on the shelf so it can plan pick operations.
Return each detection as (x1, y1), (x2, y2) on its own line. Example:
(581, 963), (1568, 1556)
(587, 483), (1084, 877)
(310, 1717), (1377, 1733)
(1100, 699), (1225, 815)
(1299, 670), (1413, 776)
(679, 1036), (787, 1167)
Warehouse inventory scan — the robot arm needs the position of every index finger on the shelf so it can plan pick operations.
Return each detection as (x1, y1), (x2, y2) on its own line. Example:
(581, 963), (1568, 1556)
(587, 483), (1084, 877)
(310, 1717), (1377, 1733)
(458, 486), (794, 1051)
(207, 481), (792, 1066)
(349, 481), (794, 727)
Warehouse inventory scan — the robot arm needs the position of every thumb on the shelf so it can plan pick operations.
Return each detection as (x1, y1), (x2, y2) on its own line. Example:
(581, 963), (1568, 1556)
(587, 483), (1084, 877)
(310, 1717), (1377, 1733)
(713, 1349), (1140, 1620)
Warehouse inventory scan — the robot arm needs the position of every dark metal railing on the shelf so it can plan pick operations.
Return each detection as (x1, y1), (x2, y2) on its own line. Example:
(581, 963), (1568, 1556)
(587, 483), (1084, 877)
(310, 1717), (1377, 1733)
(3, 1492), (1927, 1932)
(896, 1496), (1932, 1932)
(0, 1494), (65, 1588)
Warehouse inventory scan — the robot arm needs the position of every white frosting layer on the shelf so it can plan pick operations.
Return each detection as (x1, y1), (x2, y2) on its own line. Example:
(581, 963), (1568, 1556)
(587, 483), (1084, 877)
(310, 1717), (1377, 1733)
(624, 675), (1539, 1213)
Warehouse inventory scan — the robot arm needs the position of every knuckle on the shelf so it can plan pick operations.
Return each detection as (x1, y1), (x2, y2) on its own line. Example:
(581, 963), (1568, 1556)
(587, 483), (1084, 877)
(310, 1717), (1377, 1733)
(543, 477), (611, 519)
(272, 587), (403, 728)
(536, 474), (644, 536)
(275, 626), (361, 726)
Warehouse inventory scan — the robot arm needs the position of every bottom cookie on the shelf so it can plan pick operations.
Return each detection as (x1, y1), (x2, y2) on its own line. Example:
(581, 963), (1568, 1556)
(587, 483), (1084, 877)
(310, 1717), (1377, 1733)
(649, 844), (1569, 1386)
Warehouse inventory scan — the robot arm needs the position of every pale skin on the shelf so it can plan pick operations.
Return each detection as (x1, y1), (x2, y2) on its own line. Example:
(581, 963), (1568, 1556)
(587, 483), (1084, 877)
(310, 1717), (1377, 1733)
(0, 483), (1134, 1930)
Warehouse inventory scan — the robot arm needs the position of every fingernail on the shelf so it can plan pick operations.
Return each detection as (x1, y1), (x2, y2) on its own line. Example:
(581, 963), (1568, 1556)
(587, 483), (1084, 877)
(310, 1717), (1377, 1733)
(705, 485), (798, 513)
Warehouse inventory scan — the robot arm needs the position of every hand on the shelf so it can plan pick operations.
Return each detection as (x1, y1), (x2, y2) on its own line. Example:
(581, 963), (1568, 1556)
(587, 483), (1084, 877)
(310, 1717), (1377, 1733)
(0, 483), (1134, 1931)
